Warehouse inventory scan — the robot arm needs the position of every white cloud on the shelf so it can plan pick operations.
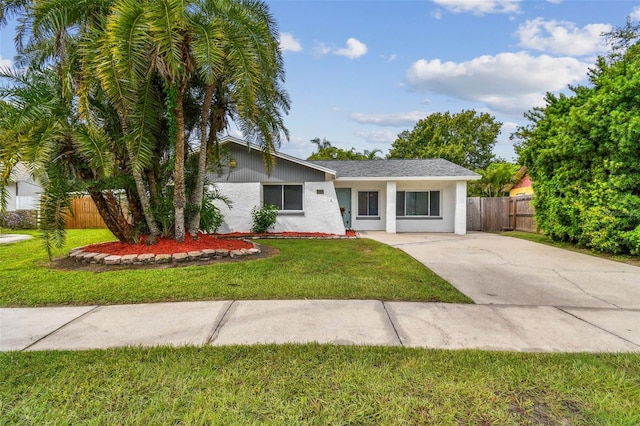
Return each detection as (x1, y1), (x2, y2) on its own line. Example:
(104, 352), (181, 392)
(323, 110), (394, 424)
(314, 42), (332, 57)
(279, 33), (302, 53)
(431, 9), (443, 19)
(406, 51), (590, 115)
(354, 130), (397, 144)
(515, 18), (611, 56)
(314, 38), (368, 59)
(349, 111), (428, 127)
(631, 6), (640, 21)
(379, 54), (397, 62)
(0, 56), (12, 69)
(546, 0), (562, 4)
(334, 38), (368, 59)
(433, 0), (521, 15)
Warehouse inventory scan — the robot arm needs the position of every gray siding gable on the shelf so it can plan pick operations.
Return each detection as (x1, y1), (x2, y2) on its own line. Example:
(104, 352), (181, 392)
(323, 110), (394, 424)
(309, 159), (480, 179)
(207, 138), (330, 183)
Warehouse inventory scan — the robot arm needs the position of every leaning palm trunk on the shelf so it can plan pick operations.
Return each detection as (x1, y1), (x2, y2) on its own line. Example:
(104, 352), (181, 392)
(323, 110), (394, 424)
(187, 83), (215, 238)
(88, 189), (135, 243)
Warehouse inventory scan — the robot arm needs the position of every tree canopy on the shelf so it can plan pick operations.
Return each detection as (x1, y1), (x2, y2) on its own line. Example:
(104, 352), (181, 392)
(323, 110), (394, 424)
(0, 0), (289, 249)
(467, 162), (520, 198)
(307, 138), (382, 160)
(514, 23), (640, 254)
(388, 110), (501, 170)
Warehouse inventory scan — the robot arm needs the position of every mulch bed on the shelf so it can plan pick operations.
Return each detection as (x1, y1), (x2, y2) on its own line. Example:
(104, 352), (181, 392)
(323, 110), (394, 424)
(83, 233), (254, 256)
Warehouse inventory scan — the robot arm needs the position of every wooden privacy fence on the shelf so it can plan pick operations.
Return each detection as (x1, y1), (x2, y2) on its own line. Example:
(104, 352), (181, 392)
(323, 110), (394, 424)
(65, 196), (108, 229)
(467, 196), (536, 233)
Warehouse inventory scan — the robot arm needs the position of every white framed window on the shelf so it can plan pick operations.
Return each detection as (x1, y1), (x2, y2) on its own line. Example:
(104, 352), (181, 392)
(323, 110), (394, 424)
(396, 191), (440, 217)
(357, 191), (379, 216)
(263, 184), (303, 211)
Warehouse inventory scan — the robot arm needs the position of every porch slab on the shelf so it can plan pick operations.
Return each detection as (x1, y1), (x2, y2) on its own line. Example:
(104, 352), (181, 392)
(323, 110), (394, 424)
(26, 301), (231, 351)
(211, 300), (401, 346)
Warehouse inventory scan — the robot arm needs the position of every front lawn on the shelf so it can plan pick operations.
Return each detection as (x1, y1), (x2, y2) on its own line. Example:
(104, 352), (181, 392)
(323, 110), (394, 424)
(1, 345), (638, 424)
(0, 230), (470, 306)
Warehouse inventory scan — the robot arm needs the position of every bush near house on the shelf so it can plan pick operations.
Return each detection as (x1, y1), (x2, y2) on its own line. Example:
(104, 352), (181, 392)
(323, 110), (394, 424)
(0, 210), (38, 230)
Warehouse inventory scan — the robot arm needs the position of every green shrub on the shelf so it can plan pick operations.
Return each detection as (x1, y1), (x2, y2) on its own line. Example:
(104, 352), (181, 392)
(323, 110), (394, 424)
(199, 197), (224, 233)
(0, 210), (38, 230)
(251, 204), (278, 233)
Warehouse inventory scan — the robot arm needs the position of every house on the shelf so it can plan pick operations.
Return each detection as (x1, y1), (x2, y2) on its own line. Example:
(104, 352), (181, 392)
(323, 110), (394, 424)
(503, 166), (533, 197)
(207, 136), (480, 234)
(2, 162), (42, 211)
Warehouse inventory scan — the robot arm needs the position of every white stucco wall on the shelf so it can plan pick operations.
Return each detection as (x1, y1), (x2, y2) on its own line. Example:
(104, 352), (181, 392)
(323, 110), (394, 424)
(333, 180), (459, 233)
(334, 181), (386, 231)
(5, 183), (17, 211)
(211, 182), (345, 234)
(395, 181), (456, 233)
(272, 181), (345, 234)
(212, 182), (261, 233)
(454, 180), (467, 235)
(211, 179), (467, 235)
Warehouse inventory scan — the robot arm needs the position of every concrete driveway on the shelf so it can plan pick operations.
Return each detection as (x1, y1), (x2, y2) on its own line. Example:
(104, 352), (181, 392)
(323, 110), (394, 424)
(361, 232), (640, 309)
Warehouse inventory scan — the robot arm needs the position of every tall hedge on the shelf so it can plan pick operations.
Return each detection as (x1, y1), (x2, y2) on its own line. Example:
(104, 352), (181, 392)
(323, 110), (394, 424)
(514, 46), (640, 254)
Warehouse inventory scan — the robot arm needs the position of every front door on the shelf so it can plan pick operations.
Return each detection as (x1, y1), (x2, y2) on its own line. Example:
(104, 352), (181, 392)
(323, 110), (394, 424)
(335, 188), (352, 229)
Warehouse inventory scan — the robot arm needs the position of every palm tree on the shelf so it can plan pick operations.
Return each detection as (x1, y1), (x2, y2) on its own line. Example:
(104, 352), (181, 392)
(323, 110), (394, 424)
(1, 0), (151, 244)
(186, 0), (289, 237)
(100, 0), (288, 241)
(2, 0), (289, 244)
(0, 66), (137, 254)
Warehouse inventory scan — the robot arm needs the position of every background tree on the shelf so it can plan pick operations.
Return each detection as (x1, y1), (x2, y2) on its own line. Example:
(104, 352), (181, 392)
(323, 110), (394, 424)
(388, 110), (501, 170)
(467, 162), (520, 198)
(514, 24), (640, 254)
(307, 138), (382, 160)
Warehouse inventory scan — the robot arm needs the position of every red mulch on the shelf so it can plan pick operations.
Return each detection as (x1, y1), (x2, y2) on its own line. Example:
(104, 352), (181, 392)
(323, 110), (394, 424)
(218, 230), (357, 238)
(82, 230), (356, 256)
(83, 233), (254, 256)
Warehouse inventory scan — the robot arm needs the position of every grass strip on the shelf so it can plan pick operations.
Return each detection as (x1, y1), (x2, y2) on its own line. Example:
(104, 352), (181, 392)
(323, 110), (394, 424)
(1, 345), (639, 424)
(0, 230), (470, 306)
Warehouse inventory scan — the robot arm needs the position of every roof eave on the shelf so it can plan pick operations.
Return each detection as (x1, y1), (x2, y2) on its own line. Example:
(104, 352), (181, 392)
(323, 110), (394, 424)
(334, 175), (481, 181)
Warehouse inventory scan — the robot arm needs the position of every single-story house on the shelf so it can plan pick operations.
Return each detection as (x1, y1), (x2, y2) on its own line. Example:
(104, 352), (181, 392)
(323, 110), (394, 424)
(1, 162), (42, 211)
(207, 136), (480, 235)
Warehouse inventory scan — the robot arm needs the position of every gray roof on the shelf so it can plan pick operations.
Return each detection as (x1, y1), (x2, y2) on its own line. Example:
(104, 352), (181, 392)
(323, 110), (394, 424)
(309, 159), (480, 179)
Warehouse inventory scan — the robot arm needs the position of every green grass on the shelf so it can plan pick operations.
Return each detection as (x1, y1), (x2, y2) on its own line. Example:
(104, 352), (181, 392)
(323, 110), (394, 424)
(1, 345), (638, 424)
(0, 229), (470, 307)
(502, 231), (640, 267)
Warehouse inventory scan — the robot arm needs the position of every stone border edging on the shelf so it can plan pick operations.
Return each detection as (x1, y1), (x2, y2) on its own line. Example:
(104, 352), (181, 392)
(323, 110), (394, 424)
(68, 240), (261, 265)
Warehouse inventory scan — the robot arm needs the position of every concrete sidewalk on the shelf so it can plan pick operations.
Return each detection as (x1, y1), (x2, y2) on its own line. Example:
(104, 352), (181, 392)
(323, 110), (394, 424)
(2, 300), (639, 353)
(0, 234), (32, 244)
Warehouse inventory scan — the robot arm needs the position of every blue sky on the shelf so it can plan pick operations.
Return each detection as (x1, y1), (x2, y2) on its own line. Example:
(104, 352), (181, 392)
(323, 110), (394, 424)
(1, 0), (639, 162)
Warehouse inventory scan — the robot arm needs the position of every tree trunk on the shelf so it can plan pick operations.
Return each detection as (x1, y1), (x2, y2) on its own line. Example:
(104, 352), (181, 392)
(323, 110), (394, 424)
(132, 167), (161, 243)
(125, 185), (144, 228)
(187, 83), (215, 238)
(173, 79), (188, 242)
(87, 188), (135, 243)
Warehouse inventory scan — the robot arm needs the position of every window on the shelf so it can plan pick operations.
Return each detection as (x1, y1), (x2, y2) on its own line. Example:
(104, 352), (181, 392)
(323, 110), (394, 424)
(358, 191), (379, 216)
(396, 191), (440, 217)
(263, 184), (303, 210)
